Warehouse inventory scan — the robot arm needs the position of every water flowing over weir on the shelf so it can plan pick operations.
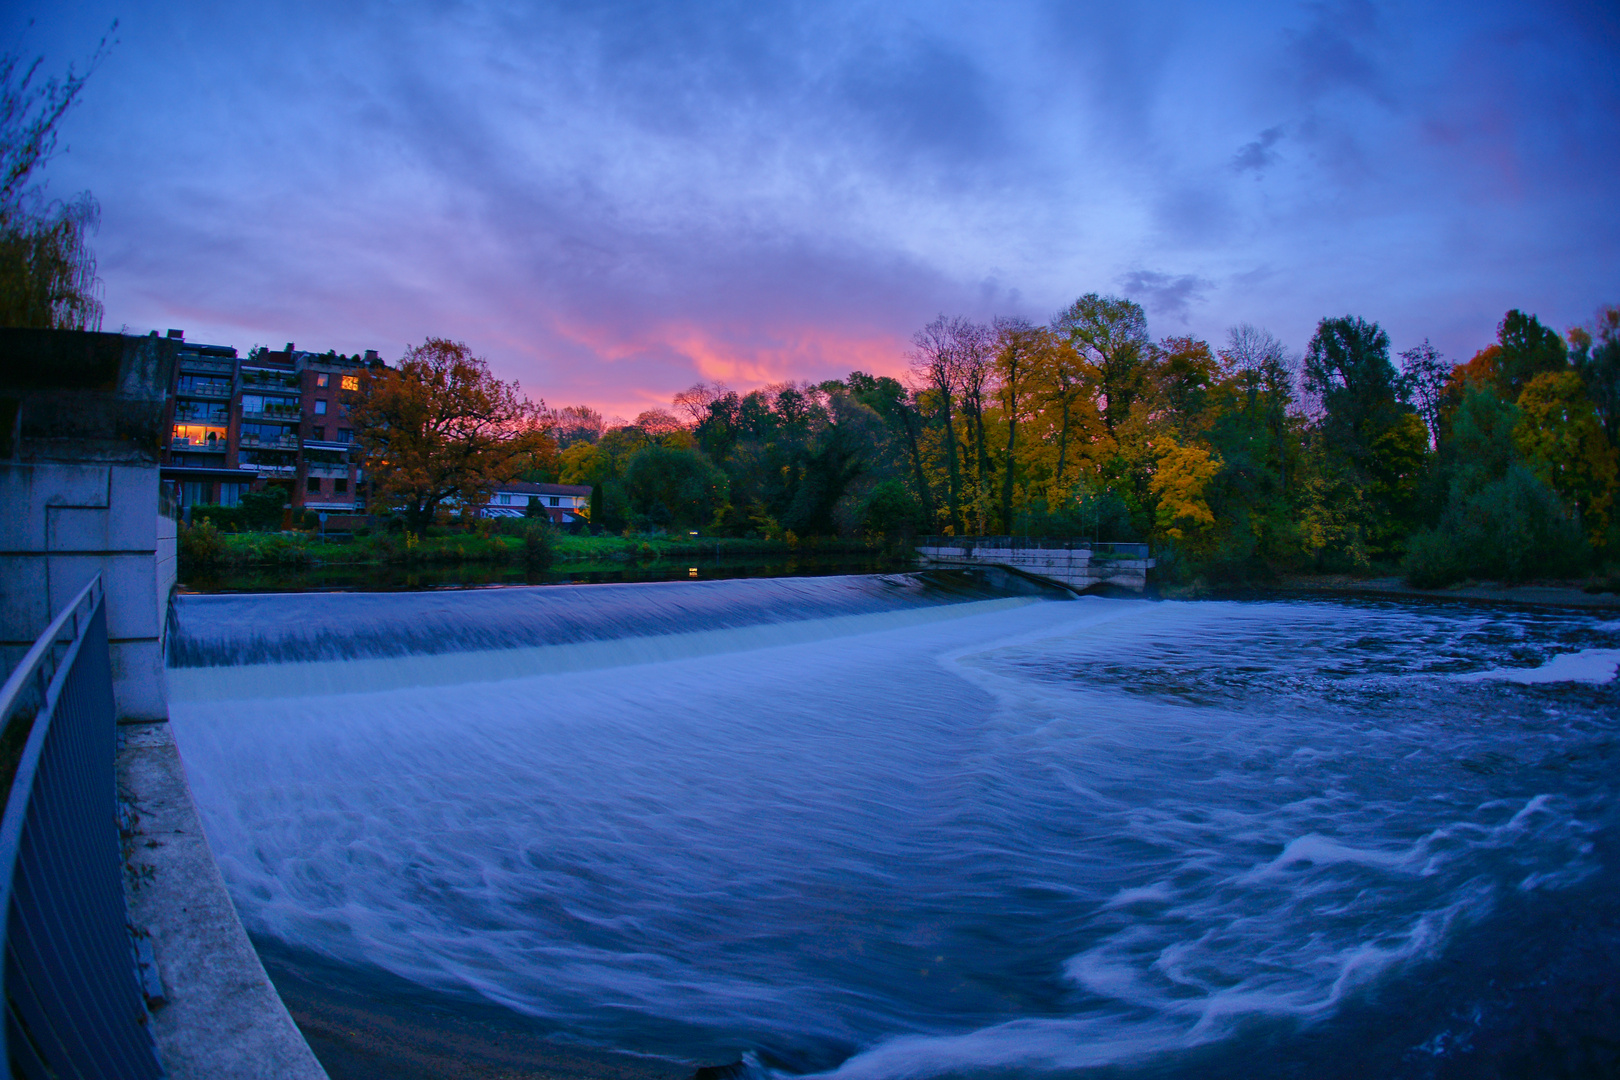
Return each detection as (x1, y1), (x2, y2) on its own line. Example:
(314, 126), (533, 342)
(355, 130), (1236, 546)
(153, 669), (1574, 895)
(165, 579), (1620, 1079)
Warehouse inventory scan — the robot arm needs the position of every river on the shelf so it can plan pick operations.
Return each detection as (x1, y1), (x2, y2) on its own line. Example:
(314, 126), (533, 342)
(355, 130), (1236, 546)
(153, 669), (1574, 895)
(165, 574), (1620, 1078)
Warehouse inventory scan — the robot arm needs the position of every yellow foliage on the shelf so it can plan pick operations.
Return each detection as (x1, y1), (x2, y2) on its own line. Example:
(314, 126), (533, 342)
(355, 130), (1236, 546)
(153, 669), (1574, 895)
(1149, 439), (1221, 545)
(1514, 371), (1618, 544)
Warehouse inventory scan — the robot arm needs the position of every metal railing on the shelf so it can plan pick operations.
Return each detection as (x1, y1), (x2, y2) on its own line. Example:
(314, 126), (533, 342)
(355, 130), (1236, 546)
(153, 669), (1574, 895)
(0, 576), (165, 1078)
(918, 536), (1151, 559)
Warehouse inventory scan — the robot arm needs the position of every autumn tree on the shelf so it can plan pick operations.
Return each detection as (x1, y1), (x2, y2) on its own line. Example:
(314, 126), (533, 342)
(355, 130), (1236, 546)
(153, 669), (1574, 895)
(993, 317), (1043, 530)
(909, 315), (968, 533)
(352, 338), (552, 531)
(1513, 370), (1617, 543)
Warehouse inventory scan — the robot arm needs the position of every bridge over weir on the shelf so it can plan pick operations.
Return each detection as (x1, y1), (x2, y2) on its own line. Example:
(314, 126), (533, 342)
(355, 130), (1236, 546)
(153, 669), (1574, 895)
(917, 537), (1155, 594)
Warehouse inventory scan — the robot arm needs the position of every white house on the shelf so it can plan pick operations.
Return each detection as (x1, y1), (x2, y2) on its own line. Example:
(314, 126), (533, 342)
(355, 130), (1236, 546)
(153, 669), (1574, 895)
(484, 480), (592, 523)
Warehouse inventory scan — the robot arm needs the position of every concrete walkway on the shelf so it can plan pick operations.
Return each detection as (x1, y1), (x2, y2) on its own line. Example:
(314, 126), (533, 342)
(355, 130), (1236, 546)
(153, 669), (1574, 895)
(118, 719), (329, 1080)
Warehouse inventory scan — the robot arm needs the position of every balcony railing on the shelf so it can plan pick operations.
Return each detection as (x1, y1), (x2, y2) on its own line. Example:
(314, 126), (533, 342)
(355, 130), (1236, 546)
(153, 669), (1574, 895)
(240, 408), (301, 423)
(0, 575), (165, 1078)
(175, 384), (232, 399)
(238, 433), (300, 449)
(240, 462), (297, 475)
(170, 437), (226, 451)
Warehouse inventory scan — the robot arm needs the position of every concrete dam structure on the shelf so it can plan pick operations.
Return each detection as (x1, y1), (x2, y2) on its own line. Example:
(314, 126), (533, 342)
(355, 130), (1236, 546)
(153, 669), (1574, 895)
(916, 537), (1155, 593)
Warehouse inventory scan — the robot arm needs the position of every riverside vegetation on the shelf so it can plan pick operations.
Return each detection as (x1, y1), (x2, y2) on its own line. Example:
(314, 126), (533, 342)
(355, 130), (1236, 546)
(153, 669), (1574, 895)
(176, 303), (1620, 594)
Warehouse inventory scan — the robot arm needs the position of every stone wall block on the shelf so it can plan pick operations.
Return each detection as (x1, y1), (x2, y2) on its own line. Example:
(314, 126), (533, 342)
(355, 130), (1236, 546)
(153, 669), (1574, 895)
(0, 559), (50, 644)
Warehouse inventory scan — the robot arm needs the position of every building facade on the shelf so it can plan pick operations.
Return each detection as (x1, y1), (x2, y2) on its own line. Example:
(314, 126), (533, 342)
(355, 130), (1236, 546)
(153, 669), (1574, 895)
(159, 331), (383, 527)
(486, 480), (592, 524)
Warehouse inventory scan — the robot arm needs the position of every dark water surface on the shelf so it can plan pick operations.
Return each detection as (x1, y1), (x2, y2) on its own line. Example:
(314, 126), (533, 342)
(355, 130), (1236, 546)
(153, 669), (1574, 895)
(166, 579), (1620, 1078)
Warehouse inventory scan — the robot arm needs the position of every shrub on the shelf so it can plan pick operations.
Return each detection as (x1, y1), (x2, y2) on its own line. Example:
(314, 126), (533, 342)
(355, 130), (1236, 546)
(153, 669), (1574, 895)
(522, 522), (555, 571)
(177, 517), (226, 565)
(1403, 465), (1588, 586)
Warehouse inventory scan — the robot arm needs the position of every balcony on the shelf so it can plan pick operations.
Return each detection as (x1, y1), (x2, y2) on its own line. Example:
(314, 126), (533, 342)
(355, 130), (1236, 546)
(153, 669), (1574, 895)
(179, 360), (234, 376)
(237, 433), (300, 449)
(240, 408), (302, 423)
(238, 462), (297, 476)
(169, 438), (226, 452)
(175, 384), (232, 399)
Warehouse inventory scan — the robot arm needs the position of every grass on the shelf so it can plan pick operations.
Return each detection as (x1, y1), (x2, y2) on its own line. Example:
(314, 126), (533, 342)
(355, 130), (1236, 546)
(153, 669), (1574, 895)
(185, 525), (892, 570)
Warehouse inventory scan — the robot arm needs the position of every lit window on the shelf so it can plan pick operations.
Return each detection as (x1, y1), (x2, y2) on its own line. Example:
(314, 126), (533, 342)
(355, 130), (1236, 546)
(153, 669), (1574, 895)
(316, 373), (329, 388)
(314, 399), (327, 415)
(341, 375), (359, 391)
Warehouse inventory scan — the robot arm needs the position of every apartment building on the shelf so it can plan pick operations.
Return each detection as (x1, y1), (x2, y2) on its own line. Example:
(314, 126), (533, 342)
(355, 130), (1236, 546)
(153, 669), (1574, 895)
(159, 330), (384, 526)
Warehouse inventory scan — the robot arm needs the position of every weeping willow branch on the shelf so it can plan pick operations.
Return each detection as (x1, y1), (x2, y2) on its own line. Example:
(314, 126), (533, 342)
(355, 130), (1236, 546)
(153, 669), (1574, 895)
(0, 192), (103, 330)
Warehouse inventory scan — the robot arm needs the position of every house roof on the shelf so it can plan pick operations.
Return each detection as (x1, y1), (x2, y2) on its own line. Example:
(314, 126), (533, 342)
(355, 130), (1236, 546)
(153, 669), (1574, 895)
(494, 480), (592, 497)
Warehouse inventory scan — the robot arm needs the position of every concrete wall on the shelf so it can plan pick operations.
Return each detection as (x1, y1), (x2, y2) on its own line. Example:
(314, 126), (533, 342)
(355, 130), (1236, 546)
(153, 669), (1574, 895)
(918, 542), (1154, 592)
(0, 460), (173, 719)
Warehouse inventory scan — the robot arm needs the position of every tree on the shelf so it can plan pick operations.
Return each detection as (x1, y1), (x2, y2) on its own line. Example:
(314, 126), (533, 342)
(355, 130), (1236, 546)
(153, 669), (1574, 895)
(1053, 293), (1149, 435)
(993, 317), (1043, 531)
(1397, 339), (1449, 449)
(1303, 315), (1426, 556)
(909, 315), (967, 532)
(622, 444), (728, 531)
(1150, 439), (1222, 548)
(1570, 305), (1620, 447)
(0, 26), (116, 330)
(1513, 371), (1617, 544)
(352, 338), (551, 531)
(1494, 309), (1567, 398)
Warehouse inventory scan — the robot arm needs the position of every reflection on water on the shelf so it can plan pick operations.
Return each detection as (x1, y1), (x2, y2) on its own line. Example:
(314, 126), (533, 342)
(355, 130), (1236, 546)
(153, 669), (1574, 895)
(167, 584), (1620, 1078)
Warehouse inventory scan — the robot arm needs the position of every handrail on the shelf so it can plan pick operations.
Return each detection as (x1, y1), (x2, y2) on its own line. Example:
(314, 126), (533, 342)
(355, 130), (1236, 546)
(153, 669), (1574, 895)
(0, 574), (102, 730)
(0, 573), (166, 1077)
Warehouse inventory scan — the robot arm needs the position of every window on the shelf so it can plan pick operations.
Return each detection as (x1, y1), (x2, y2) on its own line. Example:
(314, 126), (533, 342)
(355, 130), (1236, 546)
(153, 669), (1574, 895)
(550, 496), (560, 506)
(316, 373), (329, 388)
(341, 375), (360, 391)
(312, 426), (325, 441)
(219, 483), (248, 507)
(498, 493), (511, 505)
(239, 422), (292, 445)
(171, 423), (227, 447)
(337, 428), (352, 443)
(180, 481), (209, 506)
(334, 478), (347, 494)
(307, 477), (321, 493)
(314, 399), (328, 415)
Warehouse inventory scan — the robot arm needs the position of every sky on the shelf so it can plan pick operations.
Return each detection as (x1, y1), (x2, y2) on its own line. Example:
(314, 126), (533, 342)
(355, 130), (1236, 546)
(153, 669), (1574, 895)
(9, 1), (1620, 418)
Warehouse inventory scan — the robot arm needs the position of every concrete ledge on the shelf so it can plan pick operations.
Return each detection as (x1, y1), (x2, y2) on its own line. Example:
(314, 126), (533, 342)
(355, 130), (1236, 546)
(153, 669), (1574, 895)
(118, 720), (329, 1080)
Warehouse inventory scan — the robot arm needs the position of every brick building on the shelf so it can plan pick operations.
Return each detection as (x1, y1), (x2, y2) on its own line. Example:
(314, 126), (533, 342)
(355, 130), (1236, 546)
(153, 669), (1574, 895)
(159, 331), (384, 526)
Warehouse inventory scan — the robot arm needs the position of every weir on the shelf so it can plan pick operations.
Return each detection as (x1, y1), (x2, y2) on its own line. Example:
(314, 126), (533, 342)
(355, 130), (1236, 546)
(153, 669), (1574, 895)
(915, 536), (1155, 593)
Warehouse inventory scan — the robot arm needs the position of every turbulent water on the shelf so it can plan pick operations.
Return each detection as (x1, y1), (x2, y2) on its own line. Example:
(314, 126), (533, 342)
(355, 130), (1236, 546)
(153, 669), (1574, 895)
(165, 576), (1620, 1078)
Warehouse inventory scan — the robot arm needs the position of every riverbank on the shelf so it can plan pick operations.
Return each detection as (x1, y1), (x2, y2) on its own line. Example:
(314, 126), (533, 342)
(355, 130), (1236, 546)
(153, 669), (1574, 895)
(179, 531), (913, 593)
(1168, 573), (1620, 610)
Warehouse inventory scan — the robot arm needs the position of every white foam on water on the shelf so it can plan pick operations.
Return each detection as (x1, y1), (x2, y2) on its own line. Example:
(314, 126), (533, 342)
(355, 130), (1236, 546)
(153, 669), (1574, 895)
(1453, 648), (1620, 684)
(168, 597), (1035, 702)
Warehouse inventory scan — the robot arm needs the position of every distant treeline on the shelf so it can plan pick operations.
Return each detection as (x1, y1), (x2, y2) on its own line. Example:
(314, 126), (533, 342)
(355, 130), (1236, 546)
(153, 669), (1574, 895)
(541, 298), (1620, 586)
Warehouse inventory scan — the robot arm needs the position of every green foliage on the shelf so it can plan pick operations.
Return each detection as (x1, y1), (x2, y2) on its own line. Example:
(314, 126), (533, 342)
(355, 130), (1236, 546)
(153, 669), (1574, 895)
(237, 487), (290, 530)
(521, 521), (555, 570)
(859, 479), (921, 538)
(177, 517), (226, 565)
(622, 444), (729, 531)
(1403, 465), (1587, 586)
(1494, 309), (1567, 398)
